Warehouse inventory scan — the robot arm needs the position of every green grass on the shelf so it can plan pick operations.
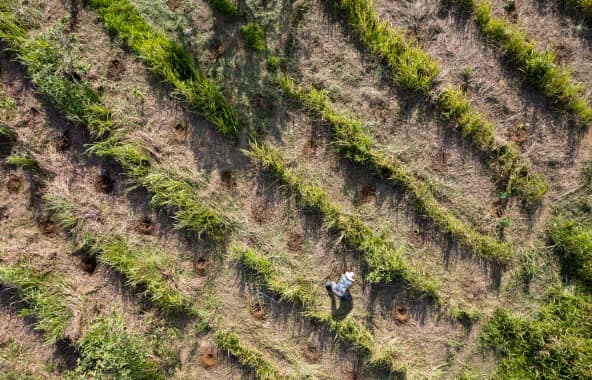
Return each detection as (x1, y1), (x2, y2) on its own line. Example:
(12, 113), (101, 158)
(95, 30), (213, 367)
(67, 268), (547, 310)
(0, 261), (73, 344)
(86, 0), (240, 140)
(215, 330), (287, 380)
(209, 0), (238, 16)
(458, 0), (592, 126)
(548, 217), (592, 288)
(481, 287), (592, 379)
(241, 22), (266, 52)
(279, 75), (514, 262)
(45, 194), (194, 315)
(5, 153), (41, 173)
(329, 0), (439, 93)
(438, 86), (549, 206)
(66, 313), (164, 380)
(0, 124), (17, 143)
(245, 143), (440, 300)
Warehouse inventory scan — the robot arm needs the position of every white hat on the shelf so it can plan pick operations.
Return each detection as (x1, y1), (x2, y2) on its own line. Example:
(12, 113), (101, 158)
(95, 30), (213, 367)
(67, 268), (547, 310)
(345, 271), (355, 282)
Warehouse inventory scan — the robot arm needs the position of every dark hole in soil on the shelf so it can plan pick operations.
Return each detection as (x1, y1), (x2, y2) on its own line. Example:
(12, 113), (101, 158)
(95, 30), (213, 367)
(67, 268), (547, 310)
(360, 184), (376, 203)
(194, 256), (208, 276)
(431, 150), (448, 172)
(6, 175), (22, 194)
(173, 123), (186, 134)
(198, 346), (218, 369)
(251, 202), (268, 224)
(287, 231), (304, 251)
(63, 70), (82, 82)
(302, 139), (317, 156)
(250, 301), (268, 320)
(220, 169), (236, 189)
(106, 59), (126, 79)
(302, 343), (322, 363)
(94, 173), (114, 194)
(80, 254), (97, 274)
(56, 131), (71, 152)
(135, 217), (156, 235)
(408, 228), (423, 248)
(0, 206), (8, 221)
(393, 305), (411, 324)
(209, 39), (224, 60)
(39, 217), (57, 235)
(253, 93), (272, 113)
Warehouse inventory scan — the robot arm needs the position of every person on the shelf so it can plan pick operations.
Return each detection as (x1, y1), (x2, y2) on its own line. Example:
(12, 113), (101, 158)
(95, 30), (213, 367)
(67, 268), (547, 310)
(325, 271), (355, 301)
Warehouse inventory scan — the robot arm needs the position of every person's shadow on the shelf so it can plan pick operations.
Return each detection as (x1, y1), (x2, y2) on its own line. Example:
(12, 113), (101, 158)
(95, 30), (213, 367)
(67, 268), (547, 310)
(327, 292), (353, 320)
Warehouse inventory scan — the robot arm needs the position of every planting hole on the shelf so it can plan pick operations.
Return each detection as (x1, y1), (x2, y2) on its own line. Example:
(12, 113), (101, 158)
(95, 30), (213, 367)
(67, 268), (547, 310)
(505, 124), (527, 146)
(393, 305), (411, 324)
(94, 173), (114, 194)
(220, 169), (236, 189)
(302, 139), (317, 156)
(360, 184), (376, 203)
(55, 131), (71, 152)
(301, 343), (322, 363)
(287, 231), (304, 251)
(408, 228), (423, 248)
(173, 122), (186, 135)
(209, 39), (224, 60)
(135, 217), (156, 235)
(38, 217), (57, 235)
(251, 202), (269, 224)
(250, 301), (268, 320)
(107, 59), (126, 79)
(81, 254), (97, 274)
(431, 150), (448, 172)
(0, 206), (8, 221)
(6, 175), (22, 194)
(194, 256), (208, 276)
(198, 346), (218, 369)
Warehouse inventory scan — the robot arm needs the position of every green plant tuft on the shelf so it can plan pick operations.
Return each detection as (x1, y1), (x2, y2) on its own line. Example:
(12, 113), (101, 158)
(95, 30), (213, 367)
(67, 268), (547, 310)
(209, 0), (238, 16)
(241, 22), (266, 52)
(6, 153), (41, 173)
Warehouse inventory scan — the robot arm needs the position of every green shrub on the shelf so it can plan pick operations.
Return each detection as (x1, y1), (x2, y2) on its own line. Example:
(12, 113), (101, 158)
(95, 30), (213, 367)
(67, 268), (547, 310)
(548, 217), (592, 287)
(241, 22), (266, 52)
(0, 124), (17, 143)
(209, 0), (237, 16)
(67, 313), (164, 380)
(267, 55), (280, 72)
(0, 262), (73, 344)
(6, 153), (41, 173)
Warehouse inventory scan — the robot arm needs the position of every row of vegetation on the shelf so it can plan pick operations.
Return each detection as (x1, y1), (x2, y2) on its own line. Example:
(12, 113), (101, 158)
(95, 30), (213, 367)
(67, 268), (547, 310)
(86, 0), (241, 140)
(278, 75), (512, 263)
(457, 0), (592, 127)
(0, 9), (232, 242)
(245, 143), (440, 300)
(233, 245), (404, 375)
(327, 0), (549, 206)
(45, 194), (195, 315)
(559, 0), (592, 23)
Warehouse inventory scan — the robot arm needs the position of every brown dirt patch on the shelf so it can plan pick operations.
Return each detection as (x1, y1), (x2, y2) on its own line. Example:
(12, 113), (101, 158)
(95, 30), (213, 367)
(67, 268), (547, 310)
(134, 217), (156, 235)
(209, 39), (224, 60)
(6, 175), (22, 194)
(94, 173), (114, 194)
(250, 300), (268, 320)
(302, 138), (317, 156)
(251, 201), (269, 224)
(553, 43), (572, 65)
(166, 0), (183, 10)
(220, 169), (236, 190)
(491, 199), (507, 217)
(287, 231), (304, 251)
(0, 206), (8, 221)
(408, 228), (423, 248)
(55, 131), (71, 152)
(106, 58), (125, 80)
(503, 0), (518, 22)
(198, 346), (219, 369)
(462, 278), (487, 301)
(38, 217), (58, 235)
(505, 124), (527, 146)
(301, 342), (322, 363)
(194, 255), (209, 276)
(393, 305), (411, 325)
(253, 93), (273, 114)
(431, 150), (448, 173)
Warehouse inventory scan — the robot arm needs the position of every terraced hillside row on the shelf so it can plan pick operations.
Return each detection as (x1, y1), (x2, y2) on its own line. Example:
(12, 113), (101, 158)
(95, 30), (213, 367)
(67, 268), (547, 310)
(1, 0), (592, 378)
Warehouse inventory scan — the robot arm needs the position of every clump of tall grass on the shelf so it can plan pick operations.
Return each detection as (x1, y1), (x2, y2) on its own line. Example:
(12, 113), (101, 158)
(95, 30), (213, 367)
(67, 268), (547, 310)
(209, 0), (238, 16)
(0, 124), (17, 143)
(329, 0), (439, 93)
(438, 85), (549, 206)
(215, 330), (287, 380)
(45, 194), (194, 315)
(87, 0), (241, 140)
(305, 311), (375, 354)
(233, 245), (319, 308)
(245, 144), (440, 300)
(0, 261), (73, 344)
(279, 75), (514, 262)
(66, 313), (164, 380)
(548, 216), (592, 287)
(241, 23), (266, 52)
(458, 0), (592, 126)
(481, 287), (592, 379)
(5, 153), (41, 173)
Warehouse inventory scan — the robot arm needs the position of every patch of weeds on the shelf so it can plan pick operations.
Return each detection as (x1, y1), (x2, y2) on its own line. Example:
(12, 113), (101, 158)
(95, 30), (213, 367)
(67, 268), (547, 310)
(209, 0), (237, 16)
(66, 313), (164, 379)
(0, 262), (73, 344)
(241, 22), (266, 52)
(6, 153), (41, 173)
(548, 216), (592, 288)
(266, 55), (280, 72)
(0, 124), (17, 143)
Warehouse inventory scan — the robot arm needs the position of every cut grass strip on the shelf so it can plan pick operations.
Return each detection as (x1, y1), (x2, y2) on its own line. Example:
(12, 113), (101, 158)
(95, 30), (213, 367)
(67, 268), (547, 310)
(233, 245), (404, 374)
(245, 143), (440, 300)
(67, 312), (165, 380)
(0, 261), (73, 344)
(548, 216), (592, 288)
(328, 0), (548, 206)
(216, 330), (289, 380)
(457, 0), (592, 126)
(0, 11), (231, 241)
(279, 75), (513, 263)
(481, 287), (592, 379)
(328, 0), (439, 93)
(44, 194), (194, 316)
(86, 0), (241, 140)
